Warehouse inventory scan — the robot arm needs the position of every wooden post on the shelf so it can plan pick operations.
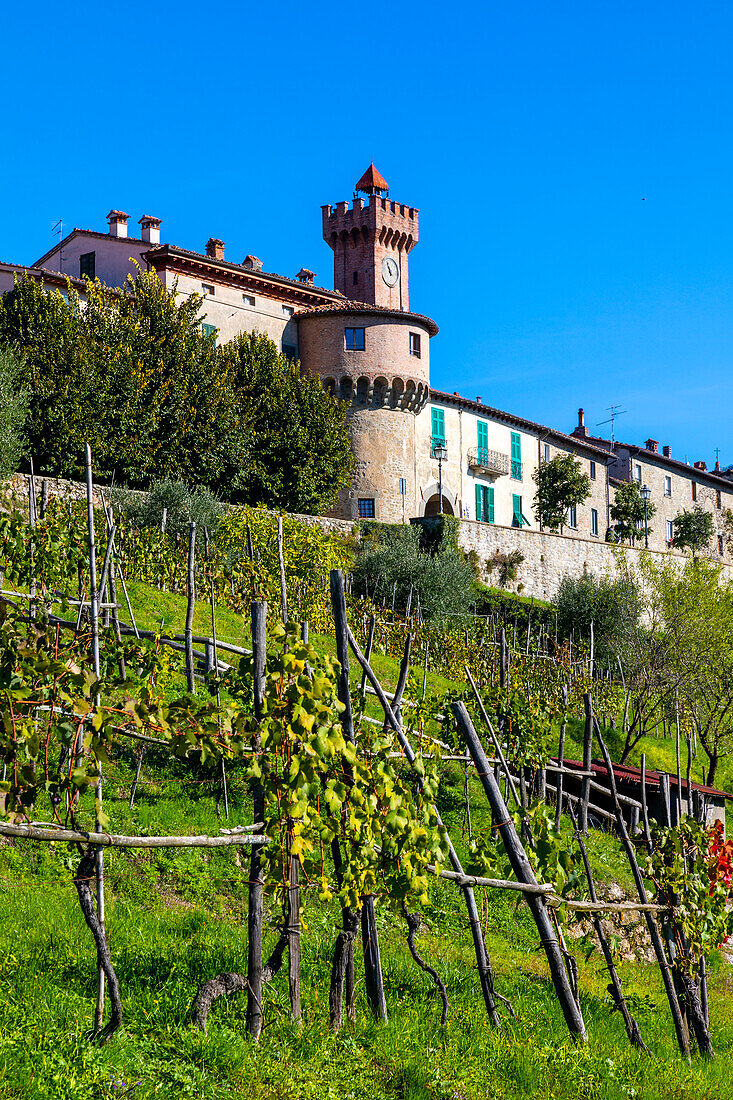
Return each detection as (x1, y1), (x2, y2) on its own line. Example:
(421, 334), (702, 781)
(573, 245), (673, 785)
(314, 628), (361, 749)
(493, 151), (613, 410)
(659, 773), (672, 827)
(452, 701), (586, 1041)
(277, 515), (288, 622)
(84, 445), (105, 1032)
(185, 523), (196, 693)
(555, 686), (567, 828)
(330, 570), (387, 1023)
(360, 615), (376, 699)
(351, 634), (501, 1028)
(247, 601), (267, 1041)
(596, 728), (690, 1060)
(686, 735), (694, 818)
(640, 754), (652, 849)
(568, 804), (647, 1051)
(40, 478), (48, 519)
(581, 694), (593, 834)
(500, 628), (507, 690)
(675, 700), (683, 825)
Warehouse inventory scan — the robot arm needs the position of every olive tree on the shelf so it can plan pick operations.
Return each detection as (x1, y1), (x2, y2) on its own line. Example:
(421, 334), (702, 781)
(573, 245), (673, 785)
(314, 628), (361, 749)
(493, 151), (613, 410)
(532, 453), (591, 531)
(0, 346), (29, 478)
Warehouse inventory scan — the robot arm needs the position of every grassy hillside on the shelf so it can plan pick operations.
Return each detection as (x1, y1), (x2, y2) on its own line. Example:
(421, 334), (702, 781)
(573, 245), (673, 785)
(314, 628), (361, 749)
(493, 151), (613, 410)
(0, 581), (731, 1100)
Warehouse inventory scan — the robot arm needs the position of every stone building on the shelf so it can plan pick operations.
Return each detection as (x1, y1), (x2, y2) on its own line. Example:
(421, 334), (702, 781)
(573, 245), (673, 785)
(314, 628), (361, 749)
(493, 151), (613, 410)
(2, 165), (733, 563)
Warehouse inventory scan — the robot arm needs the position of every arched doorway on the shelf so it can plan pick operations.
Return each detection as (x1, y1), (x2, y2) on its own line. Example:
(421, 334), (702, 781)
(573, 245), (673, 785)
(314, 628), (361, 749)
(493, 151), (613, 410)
(424, 494), (455, 517)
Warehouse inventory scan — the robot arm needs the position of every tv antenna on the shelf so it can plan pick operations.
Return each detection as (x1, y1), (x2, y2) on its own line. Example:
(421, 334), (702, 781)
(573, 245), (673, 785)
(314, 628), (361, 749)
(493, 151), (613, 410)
(51, 218), (63, 273)
(596, 404), (626, 449)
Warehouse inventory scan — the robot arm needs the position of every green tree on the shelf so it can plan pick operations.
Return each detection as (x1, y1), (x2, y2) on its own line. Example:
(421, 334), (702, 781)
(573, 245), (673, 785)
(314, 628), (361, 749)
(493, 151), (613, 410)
(0, 347), (29, 478)
(671, 506), (715, 556)
(221, 332), (354, 514)
(0, 272), (245, 487)
(610, 481), (656, 544)
(532, 453), (591, 531)
(556, 571), (643, 669)
(352, 522), (477, 622)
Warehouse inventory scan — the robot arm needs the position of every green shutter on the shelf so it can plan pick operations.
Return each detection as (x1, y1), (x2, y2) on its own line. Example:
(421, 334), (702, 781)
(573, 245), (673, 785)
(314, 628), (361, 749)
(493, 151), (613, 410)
(477, 420), (488, 459)
(510, 432), (522, 479)
(475, 483), (483, 521)
(486, 486), (495, 523)
(431, 407), (445, 446)
(512, 494), (522, 527)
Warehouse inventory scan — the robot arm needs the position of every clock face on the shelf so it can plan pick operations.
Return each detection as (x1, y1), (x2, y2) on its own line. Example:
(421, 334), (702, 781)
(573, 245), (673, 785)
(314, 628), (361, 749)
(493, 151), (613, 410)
(382, 256), (400, 287)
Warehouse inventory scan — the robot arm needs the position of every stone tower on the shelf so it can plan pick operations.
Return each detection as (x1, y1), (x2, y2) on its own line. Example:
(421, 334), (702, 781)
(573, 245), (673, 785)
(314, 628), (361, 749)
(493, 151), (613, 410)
(321, 163), (419, 313)
(297, 167), (437, 523)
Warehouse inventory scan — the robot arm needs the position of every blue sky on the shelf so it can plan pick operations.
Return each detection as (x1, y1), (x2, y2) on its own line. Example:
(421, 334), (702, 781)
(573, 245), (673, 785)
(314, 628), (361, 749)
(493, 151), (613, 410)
(2, 1), (732, 466)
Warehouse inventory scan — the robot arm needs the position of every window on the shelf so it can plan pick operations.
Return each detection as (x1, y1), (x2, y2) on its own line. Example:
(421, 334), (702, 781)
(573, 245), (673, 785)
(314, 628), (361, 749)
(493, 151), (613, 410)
(664, 476), (672, 497)
(543, 443), (550, 463)
(667, 520), (674, 543)
(357, 498), (375, 518)
(590, 460), (596, 480)
(692, 481), (697, 501)
(591, 508), (599, 536)
(201, 283), (214, 295)
(431, 407), (446, 450)
(345, 327), (365, 350)
(201, 322), (216, 339)
(283, 305), (294, 317)
(409, 332), (421, 358)
(634, 463), (642, 483)
(510, 432), (522, 480)
(568, 505), (577, 529)
(243, 294), (255, 306)
(353, 271), (359, 285)
(719, 535), (725, 556)
(475, 484), (494, 523)
(282, 344), (297, 362)
(79, 251), (95, 279)
(717, 490), (722, 509)
(512, 494), (525, 528)
(477, 420), (488, 463)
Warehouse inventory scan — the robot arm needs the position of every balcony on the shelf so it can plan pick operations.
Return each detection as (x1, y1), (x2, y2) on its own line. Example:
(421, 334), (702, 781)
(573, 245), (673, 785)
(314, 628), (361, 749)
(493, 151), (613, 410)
(511, 459), (523, 481)
(467, 447), (510, 477)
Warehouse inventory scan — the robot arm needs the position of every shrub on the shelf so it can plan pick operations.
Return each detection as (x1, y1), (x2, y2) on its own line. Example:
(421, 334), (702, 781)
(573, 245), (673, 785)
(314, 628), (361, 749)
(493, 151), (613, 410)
(112, 479), (225, 543)
(555, 572), (642, 667)
(352, 522), (477, 622)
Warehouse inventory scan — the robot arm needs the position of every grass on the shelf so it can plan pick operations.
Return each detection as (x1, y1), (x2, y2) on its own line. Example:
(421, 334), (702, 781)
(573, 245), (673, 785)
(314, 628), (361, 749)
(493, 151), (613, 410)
(0, 581), (732, 1098)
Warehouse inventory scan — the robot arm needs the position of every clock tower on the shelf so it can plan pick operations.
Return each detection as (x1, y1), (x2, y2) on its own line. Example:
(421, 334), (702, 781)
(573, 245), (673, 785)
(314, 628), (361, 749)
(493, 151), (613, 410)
(322, 164), (419, 311)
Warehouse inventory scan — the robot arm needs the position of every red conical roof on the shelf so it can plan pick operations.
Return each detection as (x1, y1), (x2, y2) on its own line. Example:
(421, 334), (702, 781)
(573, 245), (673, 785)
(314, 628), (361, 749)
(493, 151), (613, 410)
(355, 163), (389, 193)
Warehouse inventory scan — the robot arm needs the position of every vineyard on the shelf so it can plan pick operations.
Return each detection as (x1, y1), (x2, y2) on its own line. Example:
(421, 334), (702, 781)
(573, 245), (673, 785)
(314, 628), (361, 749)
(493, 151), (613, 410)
(1, 461), (733, 1100)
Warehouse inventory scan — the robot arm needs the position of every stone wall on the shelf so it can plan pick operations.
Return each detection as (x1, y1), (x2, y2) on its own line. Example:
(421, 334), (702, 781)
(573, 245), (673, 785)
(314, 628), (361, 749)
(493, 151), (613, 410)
(0, 473), (357, 539)
(458, 517), (733, 603)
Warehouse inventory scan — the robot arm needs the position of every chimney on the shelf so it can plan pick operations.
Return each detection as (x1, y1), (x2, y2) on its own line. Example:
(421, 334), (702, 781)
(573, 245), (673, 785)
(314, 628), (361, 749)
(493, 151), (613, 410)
(476, 395), (482, 404)
(106, 210), (129, 238)
(645, 439), (659, 453)
(139, 215), (161, 245)
(715, 460), (722, 472)
(206, 238), (225, 261)
(296, 267), (315, 285)
(574, 408), (589, 438)
(243, 255), (263, 271)
(694, 461), (707, 471)
(663, 445), (671, 457)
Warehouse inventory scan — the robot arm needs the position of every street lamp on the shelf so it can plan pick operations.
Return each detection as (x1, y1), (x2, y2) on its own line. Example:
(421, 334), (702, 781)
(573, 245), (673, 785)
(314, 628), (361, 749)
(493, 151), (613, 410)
(640, 483), (651, 549)
(433, 443), (448, 515)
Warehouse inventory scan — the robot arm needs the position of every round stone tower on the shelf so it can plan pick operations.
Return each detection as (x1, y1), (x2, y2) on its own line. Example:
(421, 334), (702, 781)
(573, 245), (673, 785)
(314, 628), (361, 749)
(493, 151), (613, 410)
(297, 166), (438, 523)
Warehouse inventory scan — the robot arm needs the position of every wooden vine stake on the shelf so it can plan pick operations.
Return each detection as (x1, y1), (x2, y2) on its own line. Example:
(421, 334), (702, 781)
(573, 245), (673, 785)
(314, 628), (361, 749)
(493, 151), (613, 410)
(348, 629), (502, 1029)
(84, 444), (107, 1033)
(595, 727), (691, 1060)
(451, 700), (586, 1042)
(247, 600), (267, 1041)
(329, 570), (387, 1025)
(185, 522), (196, 693)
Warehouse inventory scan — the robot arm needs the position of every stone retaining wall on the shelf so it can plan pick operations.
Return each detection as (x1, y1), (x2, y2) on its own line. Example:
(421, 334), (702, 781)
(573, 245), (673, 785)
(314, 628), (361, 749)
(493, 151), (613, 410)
(0, 474), (357, 539)
(458, 518), (732, 602)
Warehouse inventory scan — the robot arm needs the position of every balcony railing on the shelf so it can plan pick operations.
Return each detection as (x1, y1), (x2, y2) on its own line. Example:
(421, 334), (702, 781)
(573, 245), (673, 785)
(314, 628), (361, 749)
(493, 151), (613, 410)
(511, 459), (523, 481)
(467, 447), (510, 477)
